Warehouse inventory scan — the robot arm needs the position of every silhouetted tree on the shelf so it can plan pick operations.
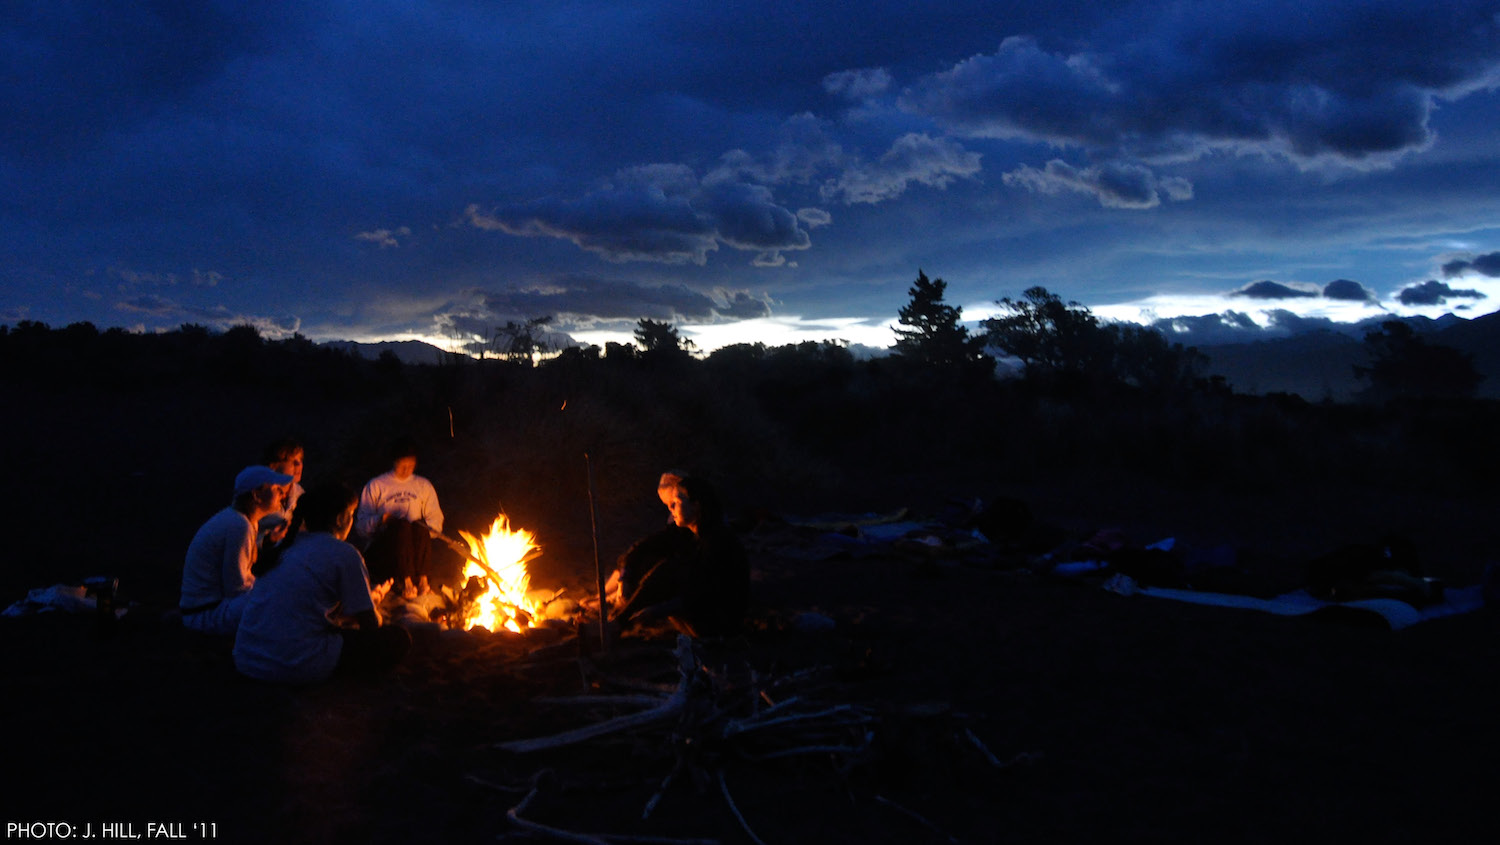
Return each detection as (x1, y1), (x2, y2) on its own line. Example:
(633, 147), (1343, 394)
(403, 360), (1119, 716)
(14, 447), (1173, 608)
(491, 315), (553, 366)
(634, 318), (696, 361)
(550, 344), (601, 364)
(1105, 323), (1206, 392)
(1354, 320), (1482, 403)
(983, 287), (1108, 382)
(893, 270), (987, 366)
(984, 287), (1202, 393)
(604, 341), (637, 361)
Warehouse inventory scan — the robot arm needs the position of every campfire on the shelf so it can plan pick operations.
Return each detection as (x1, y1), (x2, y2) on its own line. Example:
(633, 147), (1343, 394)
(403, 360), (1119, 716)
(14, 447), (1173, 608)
(456, 514), (545, 633)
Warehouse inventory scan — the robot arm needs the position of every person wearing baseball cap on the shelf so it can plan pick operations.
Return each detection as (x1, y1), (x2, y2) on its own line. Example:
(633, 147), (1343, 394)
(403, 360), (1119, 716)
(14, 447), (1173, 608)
(179, 464), (293, 636)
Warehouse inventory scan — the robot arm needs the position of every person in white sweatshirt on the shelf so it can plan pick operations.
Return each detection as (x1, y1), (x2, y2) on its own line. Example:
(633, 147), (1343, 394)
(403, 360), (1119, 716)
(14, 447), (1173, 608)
(355, 436), (444, 597)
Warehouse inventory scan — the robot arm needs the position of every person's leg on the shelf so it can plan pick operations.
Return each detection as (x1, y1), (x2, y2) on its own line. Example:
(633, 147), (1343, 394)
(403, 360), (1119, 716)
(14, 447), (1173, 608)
(364, 524), (405, 585)
(335, 626), (412, 677)
(410, 523), (432, 591)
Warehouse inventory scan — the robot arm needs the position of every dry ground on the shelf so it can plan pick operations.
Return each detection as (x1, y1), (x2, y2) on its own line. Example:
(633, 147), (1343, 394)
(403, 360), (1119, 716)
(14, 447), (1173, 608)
(5, 498), (1499, 845)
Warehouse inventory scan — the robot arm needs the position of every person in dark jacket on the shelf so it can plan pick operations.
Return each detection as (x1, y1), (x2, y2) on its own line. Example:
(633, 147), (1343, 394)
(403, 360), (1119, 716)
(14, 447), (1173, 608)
(605, 471), (749, 638)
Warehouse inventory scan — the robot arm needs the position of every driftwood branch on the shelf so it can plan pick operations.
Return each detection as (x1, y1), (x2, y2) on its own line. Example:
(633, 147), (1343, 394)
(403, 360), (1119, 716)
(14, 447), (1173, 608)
(724, 704), (868, 736)
(962, 728), (1042, 770)
(506, 776), (611, 845)
(716, 770), (768, 845)
(504, 771), (721, 845)
(495, 690), (686, 753)
(641, 761), (682, 820)
(873, 794), (959, 844)
(496, 637), (697, 754)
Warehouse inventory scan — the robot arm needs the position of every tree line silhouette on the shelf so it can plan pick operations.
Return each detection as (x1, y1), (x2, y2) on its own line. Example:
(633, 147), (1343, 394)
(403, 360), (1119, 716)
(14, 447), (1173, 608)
(3, 272), (1494, 509)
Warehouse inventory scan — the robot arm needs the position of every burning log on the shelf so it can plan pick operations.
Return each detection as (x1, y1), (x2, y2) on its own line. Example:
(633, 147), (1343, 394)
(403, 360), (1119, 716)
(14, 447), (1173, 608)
(433, 513), (560, 633)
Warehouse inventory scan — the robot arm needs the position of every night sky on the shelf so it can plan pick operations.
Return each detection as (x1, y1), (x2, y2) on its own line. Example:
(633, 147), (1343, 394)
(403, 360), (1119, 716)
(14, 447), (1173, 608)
(5, 1), (1499, 353)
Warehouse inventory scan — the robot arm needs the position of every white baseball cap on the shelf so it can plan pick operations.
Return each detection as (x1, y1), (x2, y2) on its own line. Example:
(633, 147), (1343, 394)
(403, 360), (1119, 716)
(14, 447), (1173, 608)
(234, 465), (294, 497)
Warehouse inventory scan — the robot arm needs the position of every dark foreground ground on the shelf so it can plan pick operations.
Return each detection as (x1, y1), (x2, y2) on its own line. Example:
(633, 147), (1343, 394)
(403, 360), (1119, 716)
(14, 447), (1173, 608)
(3, 358), (1498, 844)
(4, 492), (1499, 845)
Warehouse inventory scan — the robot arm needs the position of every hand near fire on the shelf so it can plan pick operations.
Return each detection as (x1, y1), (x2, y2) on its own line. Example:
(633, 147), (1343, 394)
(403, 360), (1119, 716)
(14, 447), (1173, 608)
(370, 578), (395, 605)
(582, 570), (624, 613)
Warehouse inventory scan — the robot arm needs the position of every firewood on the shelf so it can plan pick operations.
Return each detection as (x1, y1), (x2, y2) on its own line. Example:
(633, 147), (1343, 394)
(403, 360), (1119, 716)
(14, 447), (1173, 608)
(496, 637), (697, 754)
(715, 770), (768, 845)
(873, 794), (959, 844)
(493, 691), (686, 753)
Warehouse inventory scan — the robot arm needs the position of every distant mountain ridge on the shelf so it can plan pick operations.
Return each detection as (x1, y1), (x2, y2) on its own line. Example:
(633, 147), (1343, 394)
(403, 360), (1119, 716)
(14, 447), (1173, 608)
(322, 339), (448, 366)
(1196, 311), (1500, 401)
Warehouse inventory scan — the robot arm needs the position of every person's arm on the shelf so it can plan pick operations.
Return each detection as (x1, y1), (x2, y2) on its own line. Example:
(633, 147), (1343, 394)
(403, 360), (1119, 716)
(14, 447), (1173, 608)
(354, 481), (382, 539)
(224, 516), (257, 595)
(422, 478), (443, 534)
(339, 546), (382, 627)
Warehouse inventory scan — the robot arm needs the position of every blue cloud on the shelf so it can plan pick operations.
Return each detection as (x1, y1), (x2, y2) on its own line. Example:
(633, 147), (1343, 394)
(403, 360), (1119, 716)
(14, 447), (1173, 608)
(1322, 279), (1376, 301)
(1397, 280), (1486, 306)
(901, 2), (1500, 168)
(1442, 251), (1500, 278)
(1232, 281), (1319, 300)
(1003, 159), (1192, 209)
(466, 164), (811, 266)
(820, 134), (982, 204)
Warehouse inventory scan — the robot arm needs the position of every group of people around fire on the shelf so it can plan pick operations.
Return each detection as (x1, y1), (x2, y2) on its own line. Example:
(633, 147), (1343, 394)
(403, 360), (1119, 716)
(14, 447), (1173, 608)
(179, 436), (750, 685)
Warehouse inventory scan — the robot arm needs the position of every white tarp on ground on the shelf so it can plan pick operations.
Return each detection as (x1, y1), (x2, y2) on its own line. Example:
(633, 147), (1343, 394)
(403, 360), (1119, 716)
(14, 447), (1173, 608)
(1103, 573), (1486, 630)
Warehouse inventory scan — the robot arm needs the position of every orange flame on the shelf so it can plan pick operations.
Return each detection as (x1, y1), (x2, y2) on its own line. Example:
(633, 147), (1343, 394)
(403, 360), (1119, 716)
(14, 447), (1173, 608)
(457, 514), (540, 633)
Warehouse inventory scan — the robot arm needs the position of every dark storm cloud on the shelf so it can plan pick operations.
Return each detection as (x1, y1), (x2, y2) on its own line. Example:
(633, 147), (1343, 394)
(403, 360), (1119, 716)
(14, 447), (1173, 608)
(901, 2), (1500, 167)
(110, 266), (223, 288)
(1441, 251), (1500, 278)
(0, 1), (292, 159)
(820, 133), (983, 204)
(1232, 281), (1319, 300)
(823, 68), (894, 100)
(465, 165), (811, 266)
(1397, 280), (1487, 306)
(713, 290), (774, 320)
(435, 275), (772, 336)
(116, 294), (180, 318)
(115, 293), (300, 336)
(1322, 279), (1376, 301)
(1001, 159), (1192, 209)
(1261, 309), (1340, 335)
(476, 126), (977, 266)
(7, 1), (1500, 344)
(710, 115), (846, 187)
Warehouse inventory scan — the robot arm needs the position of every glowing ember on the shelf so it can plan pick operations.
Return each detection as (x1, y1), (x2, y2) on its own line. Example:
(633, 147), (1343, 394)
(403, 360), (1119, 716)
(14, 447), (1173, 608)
(457, 514), (541, 633)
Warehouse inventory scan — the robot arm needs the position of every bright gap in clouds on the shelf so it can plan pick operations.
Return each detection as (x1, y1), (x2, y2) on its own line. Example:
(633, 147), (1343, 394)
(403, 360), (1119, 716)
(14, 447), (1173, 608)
(962, 274), (1500, 340)
(399, 275), (1500, 360)
(570, 315), (900, 356)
